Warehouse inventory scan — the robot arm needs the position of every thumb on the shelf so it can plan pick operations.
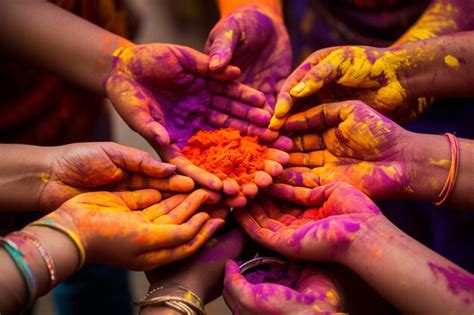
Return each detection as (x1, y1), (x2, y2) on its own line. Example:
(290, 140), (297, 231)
(206, 23), (240, 71)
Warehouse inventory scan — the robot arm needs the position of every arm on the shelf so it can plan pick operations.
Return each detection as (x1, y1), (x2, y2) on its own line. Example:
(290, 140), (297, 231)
(0, 143), (186, 212)
(0, 189), (224, 313)
(216, 0), (282, 17)
(344, 216), (474, 313)
(394, 0), (474, 45)
(0, 0), (131, 94)
(398, 32), (474, 99)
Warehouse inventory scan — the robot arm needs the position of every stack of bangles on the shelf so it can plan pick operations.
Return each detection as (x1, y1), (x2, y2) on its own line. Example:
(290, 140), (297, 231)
(136, 284), (205, 315)
(435, 133), (460, 206)
(0, 220), (85, 310)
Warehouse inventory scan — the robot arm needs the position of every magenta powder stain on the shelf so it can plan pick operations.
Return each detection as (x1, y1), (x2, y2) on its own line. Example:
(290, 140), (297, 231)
(428, 262), (474, 304)
(244, 264), (299, 288)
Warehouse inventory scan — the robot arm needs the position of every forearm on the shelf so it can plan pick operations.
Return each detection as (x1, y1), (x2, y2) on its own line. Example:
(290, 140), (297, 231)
(398, 32), (474, 98)
(216, 0), (282, 17)
(394, 0), (474, 45)
(404, 132), (474, 209)
(342, 218), (474, 313)
(0, 0), (132, 94)
(0, 144), (51, 211)
(0, 226), (79, 313)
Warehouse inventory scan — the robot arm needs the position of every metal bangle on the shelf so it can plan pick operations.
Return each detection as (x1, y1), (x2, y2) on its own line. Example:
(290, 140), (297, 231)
(239, 256), (288, 274)
(136, 295), (204, 314)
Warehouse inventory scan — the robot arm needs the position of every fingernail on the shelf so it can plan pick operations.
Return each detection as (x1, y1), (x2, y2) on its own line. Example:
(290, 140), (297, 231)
(269, 116), (284, 130)
(290, 82), (306, 95)
(209, 54), (221, 70)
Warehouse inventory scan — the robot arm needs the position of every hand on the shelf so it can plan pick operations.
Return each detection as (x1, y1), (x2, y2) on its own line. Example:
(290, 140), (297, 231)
(280, 100), (412, 199)
(41, 189), (225, 270)
(38, 142), (194, 211)
(205, 4), (292, 111)
(144, 228), (246, 306)
(223, 260), (342, 314)
(270, 45), (429, 129)
(105, 43), (291, 190)
(235, 182), (381, 262)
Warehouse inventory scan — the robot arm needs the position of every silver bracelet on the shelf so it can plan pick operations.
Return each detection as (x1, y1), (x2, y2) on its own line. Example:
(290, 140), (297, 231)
(136, 283), (205, 315)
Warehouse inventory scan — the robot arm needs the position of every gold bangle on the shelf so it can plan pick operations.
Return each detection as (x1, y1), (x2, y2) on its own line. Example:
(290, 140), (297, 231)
(29, 220), (86, 271)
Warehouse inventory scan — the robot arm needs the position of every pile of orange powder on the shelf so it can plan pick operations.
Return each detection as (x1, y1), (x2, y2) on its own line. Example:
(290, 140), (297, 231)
(181, 128), (268, 185)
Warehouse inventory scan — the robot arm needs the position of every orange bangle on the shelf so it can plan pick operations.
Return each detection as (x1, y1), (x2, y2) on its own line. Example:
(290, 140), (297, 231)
(435, 133), (460, 206)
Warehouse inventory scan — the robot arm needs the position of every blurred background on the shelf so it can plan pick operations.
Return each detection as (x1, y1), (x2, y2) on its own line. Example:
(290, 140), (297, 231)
(35, 0), (230, 313)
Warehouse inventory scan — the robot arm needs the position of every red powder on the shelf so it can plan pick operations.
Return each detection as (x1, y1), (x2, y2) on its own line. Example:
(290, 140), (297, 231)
(181, 128), (268, 185)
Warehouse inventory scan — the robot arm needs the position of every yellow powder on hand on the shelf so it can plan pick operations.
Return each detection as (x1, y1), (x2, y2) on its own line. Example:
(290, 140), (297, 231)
(444, 55), (460, 68)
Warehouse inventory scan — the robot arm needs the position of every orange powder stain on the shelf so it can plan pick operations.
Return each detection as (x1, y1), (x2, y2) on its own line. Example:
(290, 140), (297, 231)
(182, 128), (268, 186)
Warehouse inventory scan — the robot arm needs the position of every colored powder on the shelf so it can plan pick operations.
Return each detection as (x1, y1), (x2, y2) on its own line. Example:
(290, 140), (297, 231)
(245, 264), (299, 288)
(444, 55), (460, 68)
(181, 128), (268, 186)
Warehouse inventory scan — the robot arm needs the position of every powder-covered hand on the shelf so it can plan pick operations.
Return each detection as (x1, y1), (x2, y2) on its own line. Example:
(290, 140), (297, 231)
(205, 4), (292, 111)
(223, 260), (341, 314)
(105, 43), (291, 191)
(270, 45), (429, 129)
(235, 183), (381, 262)
(145, 228), (246, 304)
(41, 189), (224, 270)
(38, 142), (194, 212)
(280, 100), (413, 199)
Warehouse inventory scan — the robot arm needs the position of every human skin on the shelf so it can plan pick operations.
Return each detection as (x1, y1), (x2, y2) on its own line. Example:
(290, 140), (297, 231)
(223, 260), (342, 314)
(207, 0), (292, 111)
(0, 143), (194, 212)
(140, 228), (246, 315)
(0, 1), (292, 193)
(0, 189), (224, 313)
(278, 100), (474, 208)
(235, 183), (474, 314)
(269, 2), (474, 129)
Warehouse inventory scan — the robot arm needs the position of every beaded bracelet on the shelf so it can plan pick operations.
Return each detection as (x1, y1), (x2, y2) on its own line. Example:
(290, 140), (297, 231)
(435, 133), (460, 206)
(0, 236), (38, 309)
(29, 220), (86, 271)
(10, 230), (57, 290)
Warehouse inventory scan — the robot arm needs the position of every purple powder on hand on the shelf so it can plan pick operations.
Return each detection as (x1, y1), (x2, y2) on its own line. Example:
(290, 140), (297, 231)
(244, 263), (300, 288)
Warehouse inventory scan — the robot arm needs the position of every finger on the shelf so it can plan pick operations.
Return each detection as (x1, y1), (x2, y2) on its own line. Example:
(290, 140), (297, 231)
(254, 171), (272, 189)
(106, 72), (170, 147)
(224, 193), (247, 208)
(142, 212), (210, 250)
(256, 195), (281, 219)
(141, 218), (225, 267)
(206, 22), (240, 71)
(224, 259), (251, 297)
(265, 148), (290, 165)
(289, 54), (340, 98)
(234, 208), (278, 248)
(104, 143), (176, 177)
(264, 160), (283, 177)
(142, 194), (187, 221)
(277, 168), (320, 188)
(223, 178), (240, 195)
(153, 189), (211, 225)
(208, 110), (279, 142)
(208, 81), (266, 108)
(211, 95), (271, 126)
(169, 45), (241, 81)
(248, 201), (284, 232)
(288, 151), (325, 168)
(292, 134), (325, 152)
(203, 205), (230, 220)
(242, 183), (258, 198)
(268, 184), (329, 206)
(284, 102), (347, 132)
(147, 175), (195, 192)
(160, 145), (222, 191)
(113, 189), (162, 210)
(265, 135), (294, 152)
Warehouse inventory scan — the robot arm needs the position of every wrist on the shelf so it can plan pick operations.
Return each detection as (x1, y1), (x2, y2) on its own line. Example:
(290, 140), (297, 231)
(402, 131), (450, 202)
(218, 1), (283, 20)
